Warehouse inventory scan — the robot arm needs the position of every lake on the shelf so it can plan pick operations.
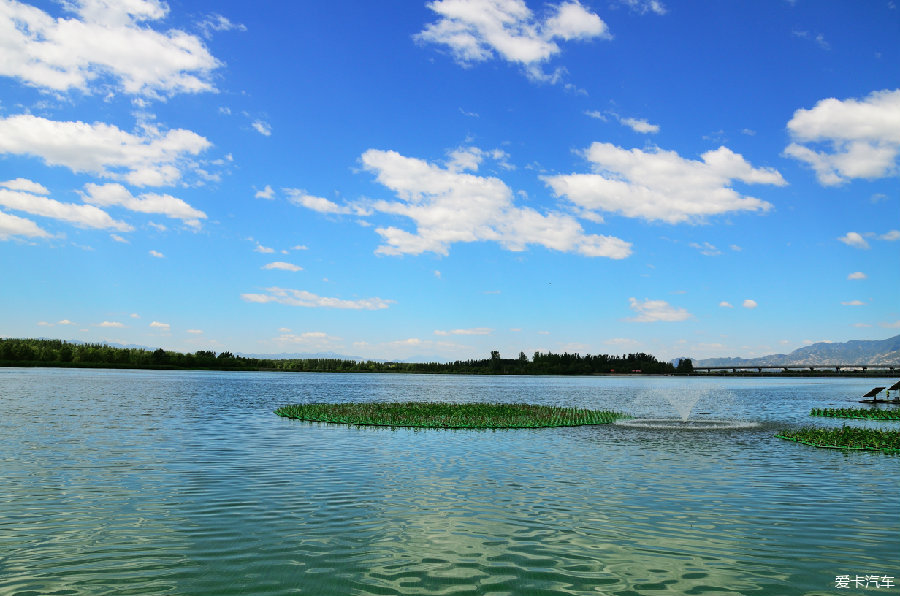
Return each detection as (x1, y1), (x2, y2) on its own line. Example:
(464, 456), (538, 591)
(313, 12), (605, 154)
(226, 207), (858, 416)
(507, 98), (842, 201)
(1, 368), (898, 595)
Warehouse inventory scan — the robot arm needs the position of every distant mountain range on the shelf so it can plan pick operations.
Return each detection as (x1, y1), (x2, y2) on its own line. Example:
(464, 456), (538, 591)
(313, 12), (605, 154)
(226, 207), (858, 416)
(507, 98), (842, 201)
(691, 335), (900, 367)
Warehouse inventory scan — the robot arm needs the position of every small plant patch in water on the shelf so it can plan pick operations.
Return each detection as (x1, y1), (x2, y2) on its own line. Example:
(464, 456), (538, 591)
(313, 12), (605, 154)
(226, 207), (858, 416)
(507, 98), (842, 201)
(776, 426), (900, 453)
(275, 401), (629, 429)
(810, 407), (900, 421)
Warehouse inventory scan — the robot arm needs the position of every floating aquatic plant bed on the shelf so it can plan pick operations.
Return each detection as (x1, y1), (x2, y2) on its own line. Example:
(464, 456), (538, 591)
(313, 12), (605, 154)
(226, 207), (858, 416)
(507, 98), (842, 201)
(274, 402), (629, 429)
(810, 407), (900, 420)
(775, 427), (900, 453)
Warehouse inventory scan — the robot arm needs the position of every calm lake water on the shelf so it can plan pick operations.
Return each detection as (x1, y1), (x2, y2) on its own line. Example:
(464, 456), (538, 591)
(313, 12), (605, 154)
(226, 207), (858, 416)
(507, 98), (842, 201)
(1, 368), (898, 596)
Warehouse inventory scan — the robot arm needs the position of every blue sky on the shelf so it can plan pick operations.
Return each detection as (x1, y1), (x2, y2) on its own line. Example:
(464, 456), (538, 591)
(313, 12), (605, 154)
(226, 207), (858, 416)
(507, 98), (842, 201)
(1, 0), (898, 362)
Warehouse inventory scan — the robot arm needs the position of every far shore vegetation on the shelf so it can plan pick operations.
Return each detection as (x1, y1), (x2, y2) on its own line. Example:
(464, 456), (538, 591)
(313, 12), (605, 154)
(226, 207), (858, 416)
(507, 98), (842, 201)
(275, 401), (629, 428)
(1, 337), (687, 375)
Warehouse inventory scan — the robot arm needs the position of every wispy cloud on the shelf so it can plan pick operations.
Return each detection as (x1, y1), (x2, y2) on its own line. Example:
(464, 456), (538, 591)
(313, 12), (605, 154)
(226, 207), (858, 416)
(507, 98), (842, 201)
(263, 262), (302, 272)
(252, 120), (272, 136)
(241, 287), (394, 310)
(434, 327), (493, 336)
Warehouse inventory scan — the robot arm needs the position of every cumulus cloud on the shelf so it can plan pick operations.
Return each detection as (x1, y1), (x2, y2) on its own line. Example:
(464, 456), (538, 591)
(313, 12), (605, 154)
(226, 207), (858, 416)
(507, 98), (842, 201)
(357, 148), (632, 258)
(434, 327), (493, 336)
(882, 230), (900, 241)
(263, 262), (303, 272)
(149, 250), (164, 258)
(0, 0), (220, 97)
(785, 89), (900, 185)
(742, 299), (758, 309)
(149, 321), (170, 330)
(847, 271), (867, 280)
(241, 287), (394, 310)
(842, 300), (865, 306)
(838, 232), (870, 249)
(543, 143), (785, 223)
(80, 183), (206, 228)
(415, 0), (610, 82)
(719, 301), (734, 308)
(0, 115), (210, 187)
(0, 183), (131, 231)
(627, 298), (692, 322)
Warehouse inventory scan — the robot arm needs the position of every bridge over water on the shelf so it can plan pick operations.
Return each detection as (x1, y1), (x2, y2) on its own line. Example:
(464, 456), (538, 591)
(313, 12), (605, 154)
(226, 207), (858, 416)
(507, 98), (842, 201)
(693, 364), (898, 374)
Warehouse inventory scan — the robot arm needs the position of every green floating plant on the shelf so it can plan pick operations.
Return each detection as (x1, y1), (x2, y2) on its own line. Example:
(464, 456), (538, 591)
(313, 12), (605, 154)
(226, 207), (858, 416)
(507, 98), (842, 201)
(776, 426), (900, 453)
(275, 401), (629, 429)
(810, 407), (900, 421)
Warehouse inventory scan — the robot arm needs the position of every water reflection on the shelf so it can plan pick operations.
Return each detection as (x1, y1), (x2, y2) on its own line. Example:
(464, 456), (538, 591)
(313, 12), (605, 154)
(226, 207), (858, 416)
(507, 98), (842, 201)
(0, 369), (897, 595)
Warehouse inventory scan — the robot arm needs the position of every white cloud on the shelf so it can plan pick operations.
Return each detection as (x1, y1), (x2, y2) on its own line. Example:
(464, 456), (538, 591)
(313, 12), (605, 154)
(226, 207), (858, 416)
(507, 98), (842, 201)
(434, 327), (493, 336)
(742, 299), (758, 309)
(241, 287), (394, 310)
(187, 329), (203, 334)
(273, 331), (343, 350)
(80, 183), (206, 228)
(263, 262), (303, 272)
(847, 271), (867, 280)
(627, 297), (692, 322)
(253, 243), (275, 254)
(58, 319), (76, 325)
(0, 185), (131, 231)
(197, 13), (246, 39)
(284, 189), (356, 215)
(0, 177), (49, 194)
(882, 230), (900, 241)
(880, 320), (900, 329)
(543, 143), (785, 223)
(415, 0), (610, 82)
(841, 300), (865, 306)
(785, 89), (900, 185)
(618, 116), (659, 134)
(97, 321), (124, 328)
(149, 250), (164, 258)
(251, 120), (272, 136)
(0, 115), (210, 187)
(0, 209), (50, 239)
(255, 185), (275, 199)
(719, 301), (734, 308)
(0, 0), (220, 97)
(617, 0), (667, 15)
(149, 321), (170, 330)
(359, 148), (632, 259)
(838, 231), (870, 249)
(604, 337), (640, 347)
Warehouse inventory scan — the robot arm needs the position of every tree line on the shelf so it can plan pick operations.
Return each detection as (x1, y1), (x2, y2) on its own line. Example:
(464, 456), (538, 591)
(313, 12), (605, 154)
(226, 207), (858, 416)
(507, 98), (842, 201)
(0, 338), (691, 375)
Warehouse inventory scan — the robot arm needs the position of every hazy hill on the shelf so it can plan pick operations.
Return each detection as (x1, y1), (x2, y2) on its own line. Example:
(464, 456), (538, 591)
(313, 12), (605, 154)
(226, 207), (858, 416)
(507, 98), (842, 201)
(693, 335), (900, 367)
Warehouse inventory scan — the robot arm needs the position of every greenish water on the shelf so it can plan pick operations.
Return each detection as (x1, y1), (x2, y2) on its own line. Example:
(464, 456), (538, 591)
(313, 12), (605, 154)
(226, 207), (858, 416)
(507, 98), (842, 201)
(1, 368), (897, 595)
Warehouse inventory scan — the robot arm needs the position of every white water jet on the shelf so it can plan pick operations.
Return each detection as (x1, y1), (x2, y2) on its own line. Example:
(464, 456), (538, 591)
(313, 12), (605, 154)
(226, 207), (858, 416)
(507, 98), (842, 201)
(623, 384), (758, 430)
